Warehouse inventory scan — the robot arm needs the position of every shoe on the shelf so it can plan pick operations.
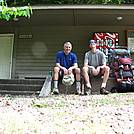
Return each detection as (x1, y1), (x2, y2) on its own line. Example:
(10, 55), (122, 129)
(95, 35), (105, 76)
(52, 88), (59, 95)
(100, 87), (109, 95)
(76, 88), (82, 95)
(85, 87), (92, 95)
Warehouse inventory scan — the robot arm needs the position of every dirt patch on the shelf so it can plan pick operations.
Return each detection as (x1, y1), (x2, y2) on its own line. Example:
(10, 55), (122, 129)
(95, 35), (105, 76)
(0, 93), (134, 134)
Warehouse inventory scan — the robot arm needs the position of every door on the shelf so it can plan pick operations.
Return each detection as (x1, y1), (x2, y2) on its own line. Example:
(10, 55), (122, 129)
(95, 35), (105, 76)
(0, 34), (13, 79)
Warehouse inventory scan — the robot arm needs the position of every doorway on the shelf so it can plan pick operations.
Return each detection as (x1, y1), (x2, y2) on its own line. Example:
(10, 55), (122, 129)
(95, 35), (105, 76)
(0, 34), (14, 79)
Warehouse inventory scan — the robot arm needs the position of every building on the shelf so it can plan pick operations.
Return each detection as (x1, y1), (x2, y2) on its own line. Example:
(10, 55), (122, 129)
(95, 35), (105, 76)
(0, 4), (134, 79)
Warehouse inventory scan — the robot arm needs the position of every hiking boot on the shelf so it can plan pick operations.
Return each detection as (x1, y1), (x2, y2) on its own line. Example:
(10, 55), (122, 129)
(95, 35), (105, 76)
(100, 87), (109, 95)
(76, 88), (82, 95)
(85, 87), (92, 95)
(52, 88), (59, 95)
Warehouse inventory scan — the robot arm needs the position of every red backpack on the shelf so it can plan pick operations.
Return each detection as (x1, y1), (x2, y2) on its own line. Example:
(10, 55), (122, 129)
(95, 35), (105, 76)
(118, 58), (134, 79)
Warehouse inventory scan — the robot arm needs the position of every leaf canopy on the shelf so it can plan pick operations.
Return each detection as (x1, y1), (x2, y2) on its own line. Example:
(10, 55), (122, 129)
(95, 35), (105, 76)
(0, 0), (32, 21)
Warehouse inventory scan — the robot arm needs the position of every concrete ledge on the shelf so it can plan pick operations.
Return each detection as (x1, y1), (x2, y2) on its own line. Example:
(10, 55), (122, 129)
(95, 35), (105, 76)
(19, 74), (49, 79)
(57, 78), (117, 94)
(90, 78), (117, 92)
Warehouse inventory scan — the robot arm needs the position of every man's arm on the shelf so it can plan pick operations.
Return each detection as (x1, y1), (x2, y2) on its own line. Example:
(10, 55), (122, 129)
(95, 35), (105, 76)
(100, 62), (107, 68)
(56, 63), (67, 71)
(84, 62), (95, 69)
(102, 62), (106, 66)
(67, 63), (78, 75)
(100, 52), (107, 68)
(84, 52), (95, 69)
(68, 63), (78, 70)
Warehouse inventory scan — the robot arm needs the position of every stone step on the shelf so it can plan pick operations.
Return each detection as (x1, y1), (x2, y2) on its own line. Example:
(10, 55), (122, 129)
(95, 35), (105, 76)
(0, 84), (42, 95)
(0, 79), (45, 95)
(0, 90), (38, 95)
(0, 79), (45, 85)
(0, 84), (42, 91)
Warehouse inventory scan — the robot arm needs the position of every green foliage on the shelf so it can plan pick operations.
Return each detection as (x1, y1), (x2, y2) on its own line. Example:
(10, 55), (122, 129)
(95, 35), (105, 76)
(6, 0), (134, 5)
(0, 0), (32, 21)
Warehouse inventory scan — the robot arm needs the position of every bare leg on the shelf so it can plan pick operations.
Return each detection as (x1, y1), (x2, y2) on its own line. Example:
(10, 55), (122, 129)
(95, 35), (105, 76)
(74, 68), (81, 94)
(82, 66), (90, 84)
(53, 67), (60, 80)
(101, 66), (110, 84)
(82, 67), (92, 95)
(74, 68), (81, 81)
(100, 66), (110, 95)
(53, 67), (60, 94)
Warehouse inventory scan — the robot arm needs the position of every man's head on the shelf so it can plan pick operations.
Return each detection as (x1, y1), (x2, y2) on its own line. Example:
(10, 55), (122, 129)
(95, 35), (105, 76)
(64, 42), (72, 54)
(88, 40), (96, 49)
(88, 40), (96, 44)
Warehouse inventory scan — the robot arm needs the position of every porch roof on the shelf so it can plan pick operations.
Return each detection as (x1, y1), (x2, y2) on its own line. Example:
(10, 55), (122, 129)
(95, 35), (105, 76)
(32, 4), (134, 10)
(1, 4), (134, 27)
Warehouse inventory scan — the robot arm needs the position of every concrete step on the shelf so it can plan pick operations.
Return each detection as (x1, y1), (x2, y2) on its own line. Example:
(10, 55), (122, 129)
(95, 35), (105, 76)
(0, 84), (42, 91)
(0, 90), (38, 95)
(0, 79), (45, 85)
(0, 79), (45, 95)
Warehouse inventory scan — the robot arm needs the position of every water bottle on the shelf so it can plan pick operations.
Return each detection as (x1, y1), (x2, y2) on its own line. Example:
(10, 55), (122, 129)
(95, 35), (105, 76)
(49, 71), (53, 76)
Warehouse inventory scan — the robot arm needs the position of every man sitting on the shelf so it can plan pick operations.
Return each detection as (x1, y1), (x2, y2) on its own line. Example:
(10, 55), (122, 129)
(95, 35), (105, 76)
(52, 42), (81, 95)
(82, 40), (110, 95)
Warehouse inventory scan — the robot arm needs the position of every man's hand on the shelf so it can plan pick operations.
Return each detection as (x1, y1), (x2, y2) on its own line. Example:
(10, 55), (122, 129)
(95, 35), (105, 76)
(92, 66), (101, 76)
(63, 67), (73, 75)
(63, 68), (68, 75)
(68, 69), (72, 75)
(88, 66), (95, 69)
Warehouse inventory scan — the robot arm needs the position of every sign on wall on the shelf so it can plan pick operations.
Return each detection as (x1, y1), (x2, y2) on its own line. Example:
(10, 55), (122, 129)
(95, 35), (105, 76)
(127, 30), (134, 53)
(94, 32), (119, 55)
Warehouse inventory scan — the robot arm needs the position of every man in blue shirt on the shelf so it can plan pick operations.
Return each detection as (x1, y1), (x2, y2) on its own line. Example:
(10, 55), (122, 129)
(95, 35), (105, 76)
(52, 42), (81, 94)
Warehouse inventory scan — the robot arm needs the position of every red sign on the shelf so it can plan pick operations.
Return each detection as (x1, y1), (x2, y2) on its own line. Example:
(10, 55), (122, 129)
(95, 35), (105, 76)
(94, 32), (119, 55)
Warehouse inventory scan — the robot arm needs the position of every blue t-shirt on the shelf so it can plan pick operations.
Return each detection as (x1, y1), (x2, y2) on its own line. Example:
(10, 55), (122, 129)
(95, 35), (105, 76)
(56, 51), (78, 69)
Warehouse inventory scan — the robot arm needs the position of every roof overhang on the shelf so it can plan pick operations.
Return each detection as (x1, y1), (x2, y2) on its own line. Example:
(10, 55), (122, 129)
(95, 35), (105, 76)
(1, 4), (134, 27)
(31, 4), (134, 10)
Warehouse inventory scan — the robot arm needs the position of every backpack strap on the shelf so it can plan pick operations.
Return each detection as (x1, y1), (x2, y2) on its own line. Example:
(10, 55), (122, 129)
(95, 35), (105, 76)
(130, 65), (134, 79)
(119, 65), (124, 79)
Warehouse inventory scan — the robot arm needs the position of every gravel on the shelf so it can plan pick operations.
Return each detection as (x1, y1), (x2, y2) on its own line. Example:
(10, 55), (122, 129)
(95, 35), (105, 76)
(0, 93), (134, 134)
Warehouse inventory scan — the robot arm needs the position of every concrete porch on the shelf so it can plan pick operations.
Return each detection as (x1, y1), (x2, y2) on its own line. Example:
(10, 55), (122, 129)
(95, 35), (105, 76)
(58, 78), (117, 94)
(0, 76), (117, 95)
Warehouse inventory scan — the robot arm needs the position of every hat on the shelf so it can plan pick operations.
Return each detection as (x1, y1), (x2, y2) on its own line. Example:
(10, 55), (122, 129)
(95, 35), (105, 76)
(62, 73), (75, 86)
(88, 40), (96, 44)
